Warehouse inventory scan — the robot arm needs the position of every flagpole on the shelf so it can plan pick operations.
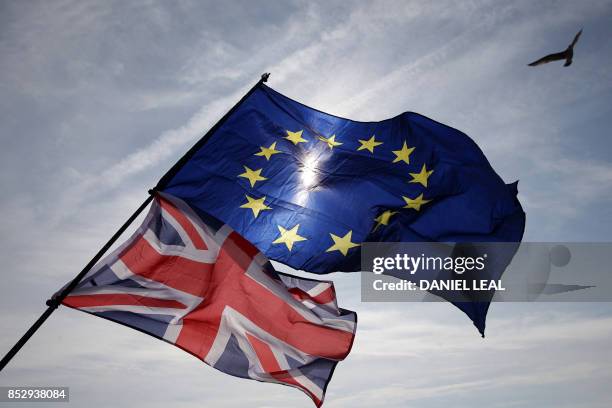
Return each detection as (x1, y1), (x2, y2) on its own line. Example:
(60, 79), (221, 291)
(0, 193), (154, 372)
(0, 73), (271, 373)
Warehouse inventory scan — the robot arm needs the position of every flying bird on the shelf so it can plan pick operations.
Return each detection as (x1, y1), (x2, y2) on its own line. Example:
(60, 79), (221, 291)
(528, 29), (583, 67)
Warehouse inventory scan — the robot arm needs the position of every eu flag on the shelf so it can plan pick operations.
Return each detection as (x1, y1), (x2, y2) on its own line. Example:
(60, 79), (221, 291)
(159, 82), (525, 334)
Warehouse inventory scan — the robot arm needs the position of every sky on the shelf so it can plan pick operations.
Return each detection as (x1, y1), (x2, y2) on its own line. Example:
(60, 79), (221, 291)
(1, 0), (612, 406)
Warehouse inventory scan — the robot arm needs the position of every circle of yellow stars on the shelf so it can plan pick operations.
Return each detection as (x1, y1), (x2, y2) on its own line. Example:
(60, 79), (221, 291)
(236, 128), (434, 256)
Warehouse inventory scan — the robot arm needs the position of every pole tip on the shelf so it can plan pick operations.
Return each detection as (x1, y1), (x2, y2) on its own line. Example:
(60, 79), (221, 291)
(261, 73), (270, 83)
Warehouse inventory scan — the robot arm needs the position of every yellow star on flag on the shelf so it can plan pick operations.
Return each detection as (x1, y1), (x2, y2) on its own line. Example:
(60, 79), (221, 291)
(238, 165), (267, 187)
(285, 130), (308, 145)
(373, 210), (398, 231)
(325, 230), (360, 256)
(272, 224), (307, 251)
(357, 135), (383, 153)
(255, 142), (281, 161)
(409, 164), (434, 187)
(402, 193), (431, 211)
(318, 134), (342, 150)
(240, 195), (271, 218)
(392, 141), (415, 164)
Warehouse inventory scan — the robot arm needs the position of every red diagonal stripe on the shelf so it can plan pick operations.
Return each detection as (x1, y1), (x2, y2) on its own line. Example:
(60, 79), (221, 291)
(289, 286), (336, 305)
(310, 286), (336, 304)
(63, 293), (187, 309)
(120, 235), (213, 297)
(246, 332), (321, 407)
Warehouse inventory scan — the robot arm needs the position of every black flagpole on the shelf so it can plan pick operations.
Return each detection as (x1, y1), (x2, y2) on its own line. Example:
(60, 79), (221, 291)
(0, 73), (270, 373)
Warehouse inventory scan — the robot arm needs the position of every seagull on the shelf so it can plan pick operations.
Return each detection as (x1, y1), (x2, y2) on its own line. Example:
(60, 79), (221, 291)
(528, 29), (583, 67)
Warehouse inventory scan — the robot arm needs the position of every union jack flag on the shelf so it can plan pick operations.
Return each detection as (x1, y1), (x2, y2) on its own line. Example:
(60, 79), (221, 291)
(58, 192), (357, 406)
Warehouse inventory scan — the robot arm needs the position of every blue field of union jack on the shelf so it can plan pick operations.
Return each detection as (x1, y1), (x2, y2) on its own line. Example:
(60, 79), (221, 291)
(59, 192), (357, 406)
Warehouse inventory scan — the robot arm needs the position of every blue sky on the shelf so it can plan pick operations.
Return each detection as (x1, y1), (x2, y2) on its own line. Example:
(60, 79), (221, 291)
(1, 0), (612, 407)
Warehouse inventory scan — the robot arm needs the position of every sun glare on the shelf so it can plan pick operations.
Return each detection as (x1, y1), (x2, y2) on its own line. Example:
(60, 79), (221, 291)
(300, 153), (318, 189)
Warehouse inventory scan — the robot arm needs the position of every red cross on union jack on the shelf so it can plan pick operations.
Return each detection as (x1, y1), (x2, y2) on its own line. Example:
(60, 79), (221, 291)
(60, 192), (356, 406)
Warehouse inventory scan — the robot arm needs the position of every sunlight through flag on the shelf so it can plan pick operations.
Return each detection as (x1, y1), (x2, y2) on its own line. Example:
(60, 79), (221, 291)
(159, 83), (525, 335)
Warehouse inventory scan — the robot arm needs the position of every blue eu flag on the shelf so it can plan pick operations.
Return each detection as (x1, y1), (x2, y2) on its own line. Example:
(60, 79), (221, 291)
(160, 82), (525, 334)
